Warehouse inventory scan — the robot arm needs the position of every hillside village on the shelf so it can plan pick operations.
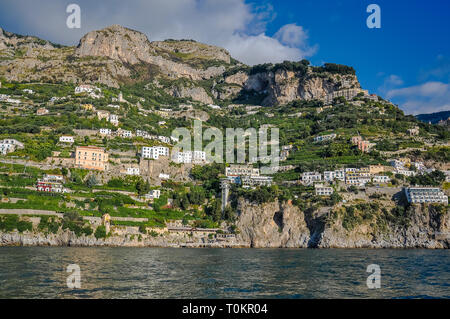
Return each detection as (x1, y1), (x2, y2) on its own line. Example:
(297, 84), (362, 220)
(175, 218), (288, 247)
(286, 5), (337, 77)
(0, 25), (448, 247)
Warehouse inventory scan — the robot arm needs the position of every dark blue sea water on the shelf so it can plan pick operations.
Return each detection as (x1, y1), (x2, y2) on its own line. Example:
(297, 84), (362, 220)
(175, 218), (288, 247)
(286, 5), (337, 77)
(0, 247), (448, 298)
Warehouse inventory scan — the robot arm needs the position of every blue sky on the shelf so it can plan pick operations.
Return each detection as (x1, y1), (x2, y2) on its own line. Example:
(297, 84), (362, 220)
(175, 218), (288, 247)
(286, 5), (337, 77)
(0, 0), (449, 114)
(262, 0), (450, 115)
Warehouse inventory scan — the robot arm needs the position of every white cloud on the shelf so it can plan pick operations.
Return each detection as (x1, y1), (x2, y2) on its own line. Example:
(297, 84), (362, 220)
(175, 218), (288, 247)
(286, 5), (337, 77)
(0, 0), (317, 66)
(225, 33), (312, 66)
(387, 81), (447, 98)
(384, 74), (404, 86)
(386, 81), (450, 115)
(274, 24), (308, 47)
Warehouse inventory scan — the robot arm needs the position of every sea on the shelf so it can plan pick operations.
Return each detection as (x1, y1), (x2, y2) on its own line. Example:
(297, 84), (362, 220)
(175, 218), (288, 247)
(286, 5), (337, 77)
(0, 247), (448, 298)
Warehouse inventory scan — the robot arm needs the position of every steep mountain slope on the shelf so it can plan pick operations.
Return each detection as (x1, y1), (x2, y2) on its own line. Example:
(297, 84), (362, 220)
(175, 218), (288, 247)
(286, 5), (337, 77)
(1, 24), (363, 106)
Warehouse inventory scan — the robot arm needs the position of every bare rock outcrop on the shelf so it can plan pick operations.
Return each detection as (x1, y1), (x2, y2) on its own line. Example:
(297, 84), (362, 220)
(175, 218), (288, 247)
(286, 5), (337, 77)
(235, 199), (310, 247)
(243, 68), (361, 106)
(75, 25), (227, 81)
(169, 85), (214, 104)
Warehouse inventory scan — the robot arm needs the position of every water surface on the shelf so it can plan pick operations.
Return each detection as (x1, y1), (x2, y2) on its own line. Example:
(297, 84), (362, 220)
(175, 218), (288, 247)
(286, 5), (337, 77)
(0, 247), (448, 298)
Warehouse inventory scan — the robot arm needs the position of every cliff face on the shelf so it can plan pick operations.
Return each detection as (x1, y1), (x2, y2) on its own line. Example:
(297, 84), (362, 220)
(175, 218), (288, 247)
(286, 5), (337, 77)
(234, 199), (449, 248)
(75, 25), (228, 81)
(245, 69), (360, 106)
(235, 198), (310, 247)
(0, 24), (363, 106)
(1, 202), (447, 248)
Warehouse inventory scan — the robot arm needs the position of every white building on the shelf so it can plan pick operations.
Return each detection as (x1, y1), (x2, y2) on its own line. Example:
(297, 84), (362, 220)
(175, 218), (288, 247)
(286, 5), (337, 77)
(193, 151), (206, 162)
(389, 159), (404, 169)
(413, 162), (426, 171)
(395, 169), (416, 177)
(0, 139), (24, 155)
(126, 167), (140, 176)
(171, 150), (206, 164)
(145, 189), (161, 200)
(99, 128), (112, 136)
(158, 136), (171, 144)
(226, 165), (260, 177)
(141, 146), (169, 160)
(23, 89), (34, 94)
(109, 114), (119, 126)
(43, 174), (64, 182)
(313, 133), (337, 143)
(302, 172), (322, 185)
(241, 176), (273, 188)
(59, 136), (74, 143)
(372, 175), (390, 183)
(334, 169), (346, 181)
(172, 151), (192, 164)
(405, 187), (448, 205)
(345, 173), (371, 186)
(107, 104), (120, 109)
(159, 173), (170, 180)
(136, 130), (149, 138)
(324, 171), (335, 182)
(0, 142), (16, 155)
(120, 130), (133, 138)
(50, 96), (64, 102)
(315, 186), (334, 196)
(75, 84), (100, 94)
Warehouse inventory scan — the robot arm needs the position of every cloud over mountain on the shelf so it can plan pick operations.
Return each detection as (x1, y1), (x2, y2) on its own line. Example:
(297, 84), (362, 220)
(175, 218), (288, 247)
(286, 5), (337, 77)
(0, 0), (317, 65)
(386, 81), (450, 115)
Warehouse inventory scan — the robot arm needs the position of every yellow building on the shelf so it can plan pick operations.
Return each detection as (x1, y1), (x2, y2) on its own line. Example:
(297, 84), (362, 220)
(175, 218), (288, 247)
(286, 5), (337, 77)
(398, 157), (411, 167)
(81, 104), (94, 111)
(75, 146), (108, 171)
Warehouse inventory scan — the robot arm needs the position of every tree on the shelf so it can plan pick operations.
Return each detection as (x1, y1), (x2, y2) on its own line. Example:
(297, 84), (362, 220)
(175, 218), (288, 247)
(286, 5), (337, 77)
(136, 179), (150, 195)
(86, 174), (98, 188)
(188, 186), (206, 205)
(94, 225), (107, 239)
(223, 205), (235, 222)
(206, 199), (222, 222)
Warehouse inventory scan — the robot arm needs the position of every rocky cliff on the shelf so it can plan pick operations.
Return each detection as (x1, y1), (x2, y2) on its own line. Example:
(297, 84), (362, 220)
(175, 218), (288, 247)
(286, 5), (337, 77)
(75, 24), (228, 81)
(234, 199), (449, 248)
(235, 198), (310, 247)
(1, 201), (448, 248)
(0, 24), (363, 106)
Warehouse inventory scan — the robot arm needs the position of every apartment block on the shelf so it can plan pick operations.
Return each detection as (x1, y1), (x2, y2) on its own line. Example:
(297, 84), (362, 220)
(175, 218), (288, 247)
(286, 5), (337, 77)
(241, 176), (273, 188)
(372, 175), (390, 183)
(315, 186), (334, 196)
(75, 146), (109, 171)
(314, 133), (336, 143)
(59, 136), (74, 143)
(405, 187), (448, 205)
(302, 172), (322, 185)
(226, 165), (260, 177)
(0, 139), (24, 155)
(141, 146), (169, 160)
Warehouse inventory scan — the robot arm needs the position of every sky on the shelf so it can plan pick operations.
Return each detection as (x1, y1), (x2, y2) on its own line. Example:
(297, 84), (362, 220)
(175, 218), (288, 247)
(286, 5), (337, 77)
(0, 0), (449, 115)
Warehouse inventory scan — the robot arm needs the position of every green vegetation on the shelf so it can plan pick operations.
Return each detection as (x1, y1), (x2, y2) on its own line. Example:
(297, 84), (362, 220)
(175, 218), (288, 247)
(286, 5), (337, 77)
(0, 214), (33, 233)
(94, 225), (107, 239)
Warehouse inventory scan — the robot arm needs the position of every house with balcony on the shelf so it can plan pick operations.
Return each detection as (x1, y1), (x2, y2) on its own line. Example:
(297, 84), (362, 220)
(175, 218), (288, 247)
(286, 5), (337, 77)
(405, 187), (448, 204)
(301, 171), (322, 185)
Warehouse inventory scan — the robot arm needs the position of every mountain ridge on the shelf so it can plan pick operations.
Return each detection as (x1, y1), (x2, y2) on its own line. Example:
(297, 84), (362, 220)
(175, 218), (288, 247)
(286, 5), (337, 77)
(0, 24), (367, 106)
